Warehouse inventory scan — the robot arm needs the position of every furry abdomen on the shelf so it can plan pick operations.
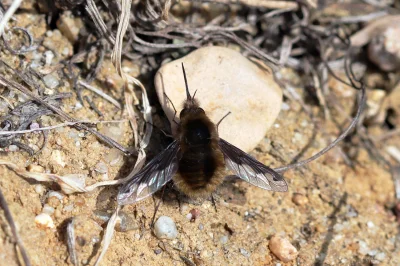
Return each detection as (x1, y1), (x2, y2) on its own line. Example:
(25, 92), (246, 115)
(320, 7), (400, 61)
(173, 142), (225, 198)
(174, 110), (225, 198)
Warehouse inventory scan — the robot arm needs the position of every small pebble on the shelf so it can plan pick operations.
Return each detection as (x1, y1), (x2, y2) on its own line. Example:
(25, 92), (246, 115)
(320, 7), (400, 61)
(281, 102), (290, 111)
(368, 24), (400, 71)
(74, 197), (85, 207)
(333, 223), (344, 232)
(43, 74), (60, 89)
(94, 162), (108, 174)
(48, 191), (64, 201)
(56, 138), (63, 145)
(35, 213), (55, 229)
(239, 248), (250, 258)
(358, 240), (369, 255)
(115, 212), (139, 232)
(54, 209), (62, 219)
(34, 184), (45, 194)
(63, 204), (74, 212)
(292, 193), (309, 206)
(44, 88), (54, 95)
(346, 205), (358, 218)
(56, 11), (84, 43)
(51, 150), (66, 167)
(18, 93), (29, 103)
(68, 130), (78, 139)
(75, 102), (83, 110)
(30, 122), (40, 130)
(375, 252), (386, 261)
(8, 145), (19, 152)
(154, 216), (178, 240)
(198, 224), (204, 230)
(154, 249), (162, 255)
(105, 148), (124, 166)
(269, 235), (298, 262)
(189, 208), (201, 222)
(42, 204), (55, 215)
(62, 47), (70, 56)
(27, 164), (45, 173)
(292, 132), (303, 143)
(367, 221), (375, 228)
(44, 50), (54, 66)
(219, 235), (228, 245)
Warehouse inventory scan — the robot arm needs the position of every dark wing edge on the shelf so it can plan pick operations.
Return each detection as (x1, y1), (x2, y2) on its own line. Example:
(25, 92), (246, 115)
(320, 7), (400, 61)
(218, 138), (288, 192)
(117, 140), (180, 205)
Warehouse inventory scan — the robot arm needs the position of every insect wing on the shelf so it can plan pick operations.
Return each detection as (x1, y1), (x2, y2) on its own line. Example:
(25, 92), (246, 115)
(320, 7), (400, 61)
(218, 138), (288, 192)
(117, 140), (180, 205)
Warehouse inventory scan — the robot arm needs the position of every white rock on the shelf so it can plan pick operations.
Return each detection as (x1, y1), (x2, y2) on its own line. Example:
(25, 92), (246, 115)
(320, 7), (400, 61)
(95, 161), (108, 174)
(105, 148), (123, 166)
(44, 50), (54, 66)
(219, 235), (229, 244)
(42, 204), (55, 215)
(43, 74), (59, 89)
(34, 184), (45, 194)
(48, 191), (64, 201)
(358, 240), (369, 255)
(155, 46), (282, 152)
(154, 216), (178, 239)
(8, 145), (19, 152)
(367, 221), (375, 228)
(51, 150), (66, 167)
(375, 252), (386, 261)
(269, 235), (298, 262)
(368, 25), (400, 71)
(35, 213), (55, 229)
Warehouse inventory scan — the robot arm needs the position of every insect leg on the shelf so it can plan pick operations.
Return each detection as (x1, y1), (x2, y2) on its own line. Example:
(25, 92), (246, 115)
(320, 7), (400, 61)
(164, 92), (179, 125)
(145, 121), (174, 138)
(211, 194), (218, 213)
(150, 185), (167, 228)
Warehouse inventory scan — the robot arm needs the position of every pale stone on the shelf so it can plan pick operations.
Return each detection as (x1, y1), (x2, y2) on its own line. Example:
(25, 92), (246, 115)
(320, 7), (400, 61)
(269, 235), (298, 262)
(155, 46), (282, 152)
(154, 216), (178, 239)
(56, 11), (84, 44)
(35, 213), (55, 229)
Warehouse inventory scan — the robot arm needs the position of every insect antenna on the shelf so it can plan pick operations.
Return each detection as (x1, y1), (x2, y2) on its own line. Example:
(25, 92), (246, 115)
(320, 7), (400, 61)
(181, 63), (192, 101)
(216, 111), (232, 132)
(192, 89), (198, 100)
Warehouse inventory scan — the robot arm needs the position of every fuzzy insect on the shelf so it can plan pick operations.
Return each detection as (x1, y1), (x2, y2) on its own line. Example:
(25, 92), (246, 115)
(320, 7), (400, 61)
(117, 64), (288, 205)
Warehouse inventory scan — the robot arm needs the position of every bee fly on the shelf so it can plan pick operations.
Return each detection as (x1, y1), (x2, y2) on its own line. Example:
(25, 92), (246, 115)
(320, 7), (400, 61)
(117, 63), (288, 205)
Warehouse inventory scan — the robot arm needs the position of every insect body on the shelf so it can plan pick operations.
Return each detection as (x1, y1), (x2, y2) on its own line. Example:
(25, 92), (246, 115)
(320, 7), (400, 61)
(118, 64), (288, 205)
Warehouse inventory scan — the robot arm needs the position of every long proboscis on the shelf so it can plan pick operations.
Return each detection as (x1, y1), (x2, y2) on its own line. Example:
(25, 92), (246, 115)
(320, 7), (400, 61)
(181, 63), (191, 100)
